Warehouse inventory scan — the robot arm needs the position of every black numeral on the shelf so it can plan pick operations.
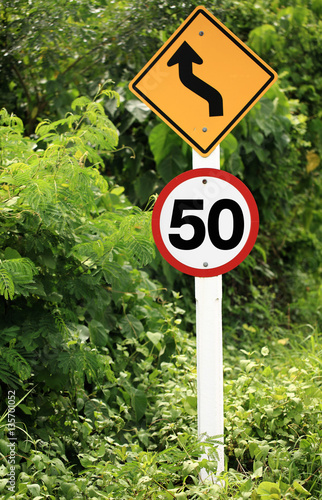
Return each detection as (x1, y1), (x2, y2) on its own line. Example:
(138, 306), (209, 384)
(169, 200), (205, 250)
(208, 199), (244, 250)
(169, 198), (244, 250)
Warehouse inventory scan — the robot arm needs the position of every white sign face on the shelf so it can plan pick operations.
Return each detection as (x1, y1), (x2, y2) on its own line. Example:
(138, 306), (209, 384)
(152, 168), (259, 277)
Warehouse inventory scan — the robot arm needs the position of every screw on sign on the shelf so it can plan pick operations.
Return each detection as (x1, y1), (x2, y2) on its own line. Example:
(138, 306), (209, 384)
(152, 168), (259, 277)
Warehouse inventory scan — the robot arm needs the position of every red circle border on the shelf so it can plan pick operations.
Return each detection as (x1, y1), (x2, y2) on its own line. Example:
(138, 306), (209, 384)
(152, 169), (259, 277)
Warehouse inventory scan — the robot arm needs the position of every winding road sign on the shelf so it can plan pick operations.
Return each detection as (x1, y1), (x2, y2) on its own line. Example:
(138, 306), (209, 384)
(129, 6), (278, 157)
(152, 168), (259, 277)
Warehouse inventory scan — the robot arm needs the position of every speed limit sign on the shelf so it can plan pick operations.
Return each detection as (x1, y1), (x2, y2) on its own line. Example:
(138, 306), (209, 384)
(152, 168), (259, 277)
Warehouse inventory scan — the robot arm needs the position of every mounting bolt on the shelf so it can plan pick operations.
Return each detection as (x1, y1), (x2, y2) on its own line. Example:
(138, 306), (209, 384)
(203, 262), (208, 267)
(202, 179), (207, 184)
(199, 31), (204, 36)
(202, 127), (207, 132)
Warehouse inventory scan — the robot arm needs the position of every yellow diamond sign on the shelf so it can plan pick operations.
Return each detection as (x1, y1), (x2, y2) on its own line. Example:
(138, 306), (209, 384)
(129, 6), (278, 157)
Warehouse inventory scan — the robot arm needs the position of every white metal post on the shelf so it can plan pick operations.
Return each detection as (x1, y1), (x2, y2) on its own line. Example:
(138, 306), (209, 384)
(192, 146), (224, 483)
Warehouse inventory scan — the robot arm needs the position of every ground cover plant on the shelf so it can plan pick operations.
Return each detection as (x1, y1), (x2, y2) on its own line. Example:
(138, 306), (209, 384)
(0, 0), (321, 498)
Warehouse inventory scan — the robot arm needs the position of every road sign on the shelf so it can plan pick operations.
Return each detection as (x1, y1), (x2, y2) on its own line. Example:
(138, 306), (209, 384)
(152, 168), (259, 277)
(129, 6), (278, 157)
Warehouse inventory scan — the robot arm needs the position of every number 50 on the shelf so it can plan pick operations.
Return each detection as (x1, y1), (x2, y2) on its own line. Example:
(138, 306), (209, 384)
(169, 199), (244, 251)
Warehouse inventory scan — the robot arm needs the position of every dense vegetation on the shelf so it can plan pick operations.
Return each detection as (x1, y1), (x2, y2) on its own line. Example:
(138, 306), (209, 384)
(0, 0), (321, 498)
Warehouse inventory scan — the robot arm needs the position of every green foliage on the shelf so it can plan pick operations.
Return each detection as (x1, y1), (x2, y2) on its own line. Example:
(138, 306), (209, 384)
(0, 318), (320, 498)
(0, 1), (321, 498)
(0, 90), (156, 394)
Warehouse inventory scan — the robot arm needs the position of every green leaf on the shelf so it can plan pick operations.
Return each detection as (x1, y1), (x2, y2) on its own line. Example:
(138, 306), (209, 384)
(182, 459), (199, 476)
(0, 268), (14, 299)
(134, 170), (158, 205)
(253, 131), (264, 145)
(0, 347), (31, 380)
(96, 442), (106, 458)
(127, 237), (155, 267)
(18, 403), (32, 415)
(119, 314), (144, 338)
(0, 440), (9, 455)
(293, 481), (311, 496)
(79, 454), (97, 467)
(131, 389), (147, 421)
(125, 99), (150, 122)
(0, 479), (8, 493)
(256, 481), (280, 498)
(89, 320), (108, 347)
(102, 261), (130, 289)
(248, 24), (278, 53)
(71, 96), (91, 110)
(146, 331), (162, 346)
(221, 132), (238, 158)
(249, 442), (258, 458)
(183, 396), (197, 416)
(4, 247), (21, 260)
(175, 492), (188, 500)
(60, 482), (80, 500)
(50, 458), (67, 473)
(148, 122), (182, 165)
(75, 325), (90, 342)
(1, 258), (37, 289)
(27, 484), (41, 496)
(110, 186), (125, 196)
(156, 149), (186, 183)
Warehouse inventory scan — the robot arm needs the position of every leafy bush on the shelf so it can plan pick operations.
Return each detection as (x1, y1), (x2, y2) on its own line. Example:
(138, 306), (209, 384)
(1, 314), (320, 498)
(0, 89), (155, 383)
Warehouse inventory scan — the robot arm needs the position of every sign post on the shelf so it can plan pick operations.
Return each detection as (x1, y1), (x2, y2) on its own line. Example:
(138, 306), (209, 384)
(195, 272), (224, 481)
(151, 155), (259, 483)
(130, 4), (277, 485)
(193, 147), (224, 482)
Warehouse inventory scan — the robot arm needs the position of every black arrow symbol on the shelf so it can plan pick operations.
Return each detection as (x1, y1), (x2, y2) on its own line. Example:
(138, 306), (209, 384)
(167, 41), (223, 117)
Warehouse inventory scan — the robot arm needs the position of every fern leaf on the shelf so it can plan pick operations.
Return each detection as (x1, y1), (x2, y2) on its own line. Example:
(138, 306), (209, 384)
(0, 359), (20, 388)
(126, 237), (155, 267)
(1, 258), (37, 285)
(86, 101), (105, 117)
(99, 89), (120, 107)
(0, 347), (32, 380)
(1, 164), (35, 196)
(57, 351), (78, 374)
(26, 178), (54, 210)
(53, 309), (69, 338)
(35, 119), (53, 136)
(58, 350), (89, 376)
(82, 349), (100, 383)
(0, 267), (14, 299)
(71, 96), (92, 111)
(0, 326), (20, 345)
(70, 240), (105, 263)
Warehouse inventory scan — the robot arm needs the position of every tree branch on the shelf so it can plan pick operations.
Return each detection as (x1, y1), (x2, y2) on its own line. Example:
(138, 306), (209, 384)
(11, 62), (32, 106)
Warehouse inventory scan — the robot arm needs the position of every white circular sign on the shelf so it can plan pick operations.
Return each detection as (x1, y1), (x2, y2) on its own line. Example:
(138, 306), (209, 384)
(152, 168), (259, 277)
